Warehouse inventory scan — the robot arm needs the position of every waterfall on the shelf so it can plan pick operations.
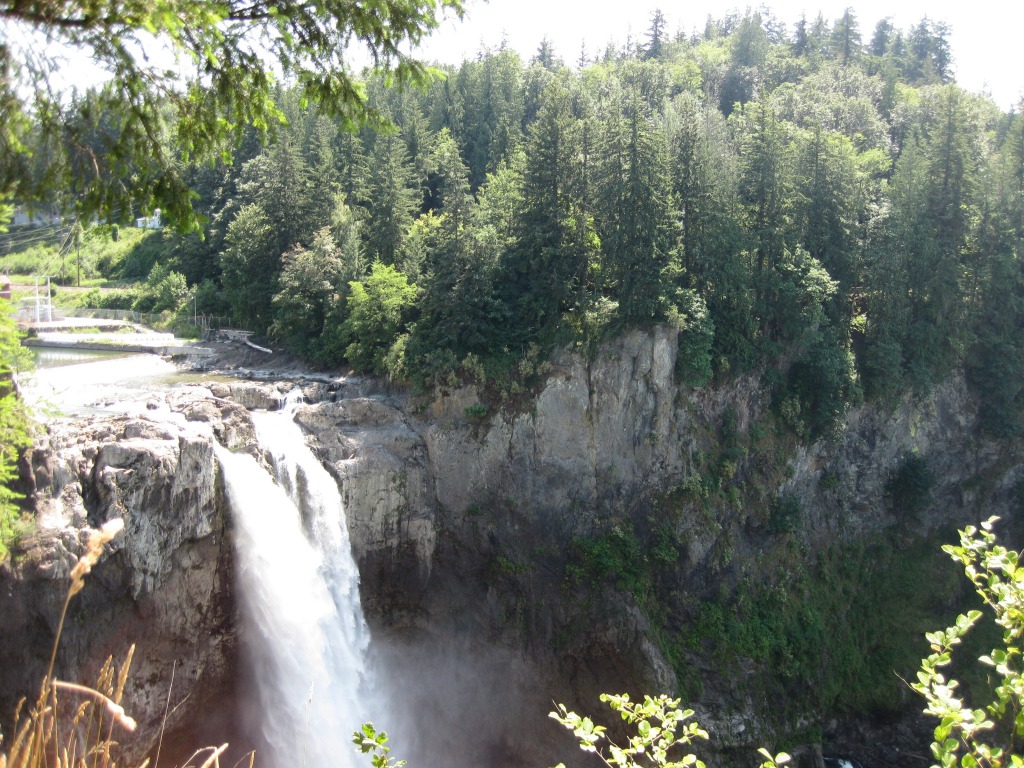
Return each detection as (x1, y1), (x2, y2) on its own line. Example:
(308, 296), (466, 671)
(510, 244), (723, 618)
(215, 393), (375, 768)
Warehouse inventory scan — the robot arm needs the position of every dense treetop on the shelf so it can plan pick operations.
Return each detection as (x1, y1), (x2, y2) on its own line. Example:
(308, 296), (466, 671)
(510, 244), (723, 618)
(9, 7), (1024, 438)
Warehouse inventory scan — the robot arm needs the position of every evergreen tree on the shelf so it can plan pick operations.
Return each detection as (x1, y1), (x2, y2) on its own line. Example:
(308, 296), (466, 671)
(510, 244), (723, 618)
(485, 50), (527, 177)
(664, 93), (751, 368)
(411, 130), (508, 379)
(337, 128), (370, 204)
(794, 124), (865, 309)
(644, 9), (668, 60)
(595, 92), (673, 321)
(732, 100), (797, 342)
(868, 18), (893, 57)
(236, 135), (317, 256)
(895, 87), (982, 388)
(220, 203), (281, 331)
(305, 116), (343, 230)
(829, 9), (862, 67)
(501, 79), (597, 341)
(719, 12), (768, 114)
(363, 130), (422, 271)
(534, 37), (563, 71)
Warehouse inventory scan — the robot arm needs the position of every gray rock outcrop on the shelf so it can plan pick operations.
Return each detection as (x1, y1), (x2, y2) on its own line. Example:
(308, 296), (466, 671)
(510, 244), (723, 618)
(0, 387), (256, 762)
(4, 326), (1022, 768)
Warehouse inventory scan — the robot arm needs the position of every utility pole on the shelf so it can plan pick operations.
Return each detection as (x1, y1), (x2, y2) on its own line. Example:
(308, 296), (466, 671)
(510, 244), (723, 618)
(73, 220), (83, 287)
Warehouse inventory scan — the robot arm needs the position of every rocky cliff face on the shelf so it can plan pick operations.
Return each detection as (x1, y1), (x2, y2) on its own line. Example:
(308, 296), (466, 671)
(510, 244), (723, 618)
(313, 327), (1020, 602)
(0, 389), (258, 762)
(3, 329), (1021, 768)
(295, 327), (1022, 766)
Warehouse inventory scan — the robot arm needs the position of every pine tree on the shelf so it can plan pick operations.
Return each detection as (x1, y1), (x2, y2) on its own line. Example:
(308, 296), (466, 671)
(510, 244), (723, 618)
(363, 130), (422, 270)
(794, 124), (865, 310)
(220, 203), (281, 331)
(644, 9), (668, 60)
(236, 135), (317, 256)
(411, 130), (508, 377)
(829, 9), (862, 67)
(595, 92), (672, 321)
(305, 116), (343, 230)
(501, 79), (596, 341)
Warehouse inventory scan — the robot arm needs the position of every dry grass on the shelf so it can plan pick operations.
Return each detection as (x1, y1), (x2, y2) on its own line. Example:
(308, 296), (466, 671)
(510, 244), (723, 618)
(0, 519), (248, 768)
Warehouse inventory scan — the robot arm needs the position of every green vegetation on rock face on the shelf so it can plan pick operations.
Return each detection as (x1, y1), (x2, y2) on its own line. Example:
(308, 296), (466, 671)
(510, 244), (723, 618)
(692, 536), (980, 718)
(563, 498), (984, 725)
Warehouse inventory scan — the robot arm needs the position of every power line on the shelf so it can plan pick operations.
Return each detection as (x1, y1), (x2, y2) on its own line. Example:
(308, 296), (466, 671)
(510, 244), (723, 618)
(1, 204), (126, 253)
(0, 221), (67, 249)
(0, 227), (71, 253)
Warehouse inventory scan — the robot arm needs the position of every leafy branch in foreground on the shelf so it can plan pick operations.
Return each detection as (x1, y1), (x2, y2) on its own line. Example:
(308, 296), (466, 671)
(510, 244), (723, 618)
(549, 693), (790, 768)
(912, 517), (1024, 768)
(353, 723), (407, 768)
(550, 693), (709, 768)
(1, 0), (464, 228)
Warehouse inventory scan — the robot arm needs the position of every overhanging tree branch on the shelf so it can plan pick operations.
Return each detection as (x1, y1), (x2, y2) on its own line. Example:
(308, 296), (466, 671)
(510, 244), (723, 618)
(0, 0), (463, 229)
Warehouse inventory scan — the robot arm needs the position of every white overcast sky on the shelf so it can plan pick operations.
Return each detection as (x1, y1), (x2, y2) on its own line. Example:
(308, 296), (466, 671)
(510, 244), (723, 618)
(414, 0), (1023, 110)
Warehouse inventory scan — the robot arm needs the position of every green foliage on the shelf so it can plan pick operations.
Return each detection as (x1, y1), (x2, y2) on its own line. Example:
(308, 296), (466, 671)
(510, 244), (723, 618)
(550, 693), (794, 768)
(594, 90), (673, 323)
(569, 524), (648, 599)
(7, 8), (1016, 408)
(271, 228), (348, 359)
(363, 132), (422, 271)
(464, 403), (489, 419)
(550, 693), (709, 768)
(670, 291), (714, 387)
(352, 723), (406, 768)
(220, 204), (280, 332)
(0, 226), (162, 284)
(913, 518), (1024, 768)
(109, 230), (168, 281)
(342, 263), (418, 376)
(787, 322), (861, 438)
(767, 493), (802, 534)
(500, 78), (597, 343)
(77, 288), (138, 311)
(133, 263), (188, 314)
(3, 0), (463, 229)
(887, 452), (934, 520)
(0, 297), (33, 559)
(687, 535), (968, 717)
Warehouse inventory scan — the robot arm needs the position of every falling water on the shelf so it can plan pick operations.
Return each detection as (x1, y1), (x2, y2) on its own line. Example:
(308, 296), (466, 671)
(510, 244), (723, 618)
(215, 392), (374, 768)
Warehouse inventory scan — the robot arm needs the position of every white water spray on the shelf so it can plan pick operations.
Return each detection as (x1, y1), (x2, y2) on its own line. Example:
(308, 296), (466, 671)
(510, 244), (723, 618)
(215, 393), (374, 768)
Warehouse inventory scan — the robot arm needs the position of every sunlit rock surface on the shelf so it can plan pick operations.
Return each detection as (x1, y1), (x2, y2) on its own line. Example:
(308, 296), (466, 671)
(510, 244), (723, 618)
(3, 329), (1023, 768)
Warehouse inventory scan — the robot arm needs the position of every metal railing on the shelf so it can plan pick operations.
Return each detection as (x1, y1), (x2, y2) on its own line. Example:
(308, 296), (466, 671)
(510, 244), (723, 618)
(59, 307), (232, 330)
(61, 307), (163, 324)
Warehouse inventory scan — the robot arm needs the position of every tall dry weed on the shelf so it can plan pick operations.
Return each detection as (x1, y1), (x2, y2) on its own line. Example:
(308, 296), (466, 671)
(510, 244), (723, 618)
(0, 519), (240, 768)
